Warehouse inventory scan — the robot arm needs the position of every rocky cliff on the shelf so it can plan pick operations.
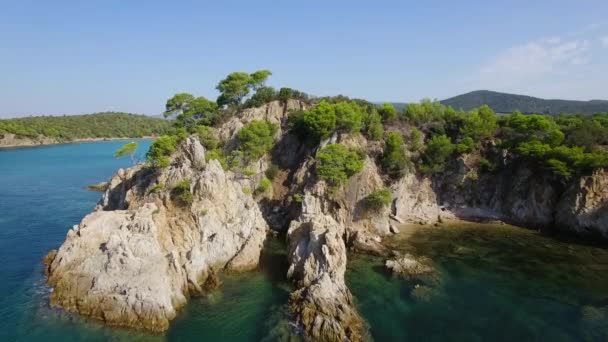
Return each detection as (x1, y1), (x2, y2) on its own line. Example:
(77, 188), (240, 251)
(44, 137), (268, 331)
(43, 99), (608, 339)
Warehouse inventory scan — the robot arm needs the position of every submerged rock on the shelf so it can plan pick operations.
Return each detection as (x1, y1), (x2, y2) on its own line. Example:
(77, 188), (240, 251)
(44, 137), (268, 331)
(385, 254), (435, 279)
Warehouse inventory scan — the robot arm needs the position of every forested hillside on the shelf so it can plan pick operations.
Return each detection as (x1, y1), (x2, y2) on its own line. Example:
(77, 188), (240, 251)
(441, 90), (608, 115)
(0, 112), (171, 140)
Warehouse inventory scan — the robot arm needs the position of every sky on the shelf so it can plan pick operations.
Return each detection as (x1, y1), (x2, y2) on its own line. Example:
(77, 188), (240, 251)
(1, 0), (607, 117)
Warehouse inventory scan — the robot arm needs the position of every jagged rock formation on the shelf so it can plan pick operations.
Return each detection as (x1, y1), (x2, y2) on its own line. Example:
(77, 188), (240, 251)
(287, 190), (367, 342)
(44, 137), (268, 331)
(42, 98), (608, 339)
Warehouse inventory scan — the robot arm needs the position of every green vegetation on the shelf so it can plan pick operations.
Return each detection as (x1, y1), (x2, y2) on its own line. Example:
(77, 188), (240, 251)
(172, 180), (193, 206)
(382, 132), (408, 179)
(255, 178), (272, 195)
(216, 70), (272, 107)
(146, 135), (178, 168)
(115, 141), (138, 164)
(364, 111), (384, 141)
(149, 183), (164, 193)
(265, 164), (279, 180)
(378, 103), (397, 123)
(420, 135), (455, 174)
(315, 144), (365, 188)
(237, 121), (278, 161)
(364, 188), (392, 211)
(0, 112), (170, 140)
(164, 94), (219, 128)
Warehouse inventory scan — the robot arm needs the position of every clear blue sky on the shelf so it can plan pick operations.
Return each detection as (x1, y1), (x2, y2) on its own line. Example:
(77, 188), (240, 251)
(1, 0), (607, 117)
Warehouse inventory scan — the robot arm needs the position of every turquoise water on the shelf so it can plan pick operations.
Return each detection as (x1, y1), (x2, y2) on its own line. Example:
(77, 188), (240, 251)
(3, 141), (608, 341)
(0, 141), (290, 342)
(347, 223), (608, 342)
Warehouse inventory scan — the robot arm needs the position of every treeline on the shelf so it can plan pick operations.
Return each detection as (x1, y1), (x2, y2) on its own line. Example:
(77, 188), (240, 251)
(150, 70), (608, 184)
(0, 112), (172, 140)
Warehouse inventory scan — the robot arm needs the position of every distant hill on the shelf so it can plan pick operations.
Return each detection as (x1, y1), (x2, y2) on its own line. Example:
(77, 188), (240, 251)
(440, 90), (608, 115)
(0, 112), (171, 143)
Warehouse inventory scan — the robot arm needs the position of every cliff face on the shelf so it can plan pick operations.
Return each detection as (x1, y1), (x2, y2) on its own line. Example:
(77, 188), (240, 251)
(44, 137), (268, 331)
(43, 99), (608, 338)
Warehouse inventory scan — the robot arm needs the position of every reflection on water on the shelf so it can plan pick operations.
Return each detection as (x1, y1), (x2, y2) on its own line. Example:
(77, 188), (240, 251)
(347, 222), (608, 342)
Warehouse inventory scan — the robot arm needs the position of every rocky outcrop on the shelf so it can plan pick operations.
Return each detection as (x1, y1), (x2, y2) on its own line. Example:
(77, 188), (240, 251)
(385, 254), (434, 279)
(556, 169), (608, 238)
(44, 137), (268, 331)
(392, 172), (448, 224)
(287, 190), (367, 342)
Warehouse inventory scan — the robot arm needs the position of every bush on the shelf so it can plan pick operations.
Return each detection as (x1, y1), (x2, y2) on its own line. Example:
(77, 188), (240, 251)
(460, 105), (498, 140)
(301, 101), (337, 141)
(149, 183), (164, 193)
(382, 132), (408, 179)
(265, 164), (279, 180)
(237, 121), (278, 160)
(147, 135), (178, 168)
(419, 135), (455, 174)
(455, 136), (475, 154)
(378, 103), (397, 123)
(255, 178), (272, 195)
(334, 101), (364, 132)
(316, 144), (365, 188)
(244, 86), (277, 108)
(365, 111), (384, 141)
(172, 180), (193, 206)
(478, 158), (497, 173)
(196, 125), (221, 150)
(409, 128), (424, 153)
(364, 188), (392, 211)
(242, 168), (256, 176)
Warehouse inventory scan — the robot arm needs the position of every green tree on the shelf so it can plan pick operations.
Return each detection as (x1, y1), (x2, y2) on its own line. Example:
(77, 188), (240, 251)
(365, 111), (384, 141)
(115, 141), (138, 165)
(409, 128), (424, 153)
(301, 100), (337, 140)
(420, 135), (454, 173)
(382, 132), (408, 178)
(216, 72), (253, 107)
(249, 70), (272, 90)
(164, 93), (195, 118)
(334, 101), (364, 132)
(244, 86), (277, 108)
(378, 103), (397, 123)
(237, 121), (278, 160)
(147, 135), (178, 168)
(461, 105), (497, 140)
(316, 144), (364, 188)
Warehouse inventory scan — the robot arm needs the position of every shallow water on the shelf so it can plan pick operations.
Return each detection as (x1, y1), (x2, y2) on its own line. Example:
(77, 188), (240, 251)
(3, 141), (608, 341)
(347, 223), (608, 342)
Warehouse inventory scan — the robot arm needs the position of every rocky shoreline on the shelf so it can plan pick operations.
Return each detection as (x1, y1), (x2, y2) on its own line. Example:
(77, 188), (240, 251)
(42, 100), (608, 340)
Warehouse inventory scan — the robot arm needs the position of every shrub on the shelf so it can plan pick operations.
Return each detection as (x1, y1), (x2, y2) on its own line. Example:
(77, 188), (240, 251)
(242, 187), (252, 195)
(237, 121), (278, 160)
(265, 164), (279, 180)
(455, 136), (475, 154)
(147, 135), (177, 168)
(242, 168), (256, 176)
(365, 111), (384, 141)
(419, 135), (455, 174)
(378, 103), (397, 123)
(364, 188), (392, 211)
(382, 132), (408, 179)
(149, 183), (164, 193)
(244, 86), (277, 108)
(205, 149), (227, 169)
(172, 180), (193, 206)
(334, 101), (364, 132)
(316, 144), (365, 188)
(200, 208), (208, 216)
(255, 178), (272, 195)
(409, 128), (424, 153)
(293, 194), (303, 203)
(460, 105), (498, 140)
(301, 101), (337, 140)
(196, 125), (221, 150)
(278, 87), (294, 102)
(478, 158), (497, 173)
